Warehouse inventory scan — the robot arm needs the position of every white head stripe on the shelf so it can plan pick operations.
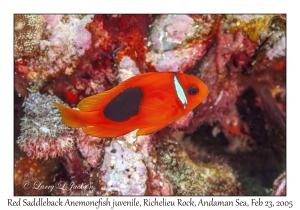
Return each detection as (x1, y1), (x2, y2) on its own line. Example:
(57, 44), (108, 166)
(174, 73), (187, 109)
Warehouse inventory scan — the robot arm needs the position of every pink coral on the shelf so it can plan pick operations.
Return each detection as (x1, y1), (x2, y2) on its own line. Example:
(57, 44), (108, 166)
(100, 140), (147, 195)
(135, 135), (173, 195)
(75, 129), (106, 168)
(42, 15), (62, 28)
(118, 56), (141, 82)
(150, 15), (195, 52)
(146, 41), (209, 72)
(146, 15), (219, 72)
(73, 23), (92, 52)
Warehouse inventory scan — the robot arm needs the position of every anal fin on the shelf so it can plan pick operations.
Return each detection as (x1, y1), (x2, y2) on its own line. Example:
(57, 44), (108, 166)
(83, 126), (129, 138)
(83, 123), (169, 138)
(136, 124), (169, 136)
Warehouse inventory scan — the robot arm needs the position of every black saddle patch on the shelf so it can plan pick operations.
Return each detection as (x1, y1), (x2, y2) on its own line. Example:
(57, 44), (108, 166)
(103, 87), (144, 122)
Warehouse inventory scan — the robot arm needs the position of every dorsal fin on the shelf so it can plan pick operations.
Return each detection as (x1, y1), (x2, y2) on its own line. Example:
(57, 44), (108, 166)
(77, 72), (169, 112)
(77, 89), (114, 111)
(77, 74), (144, 111)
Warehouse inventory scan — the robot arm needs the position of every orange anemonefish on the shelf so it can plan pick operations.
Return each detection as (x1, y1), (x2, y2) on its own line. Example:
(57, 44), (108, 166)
(53, 72), (209, 138)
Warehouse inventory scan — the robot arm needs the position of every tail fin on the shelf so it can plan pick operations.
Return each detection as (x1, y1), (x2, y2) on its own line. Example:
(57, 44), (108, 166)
(53, 101), (86, 128)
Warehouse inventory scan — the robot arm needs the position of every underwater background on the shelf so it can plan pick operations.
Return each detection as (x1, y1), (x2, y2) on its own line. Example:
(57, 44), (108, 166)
(14, 14), (286, 196)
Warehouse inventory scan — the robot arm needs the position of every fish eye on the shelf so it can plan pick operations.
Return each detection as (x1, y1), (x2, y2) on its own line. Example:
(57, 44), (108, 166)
(188, 85), (199, 95)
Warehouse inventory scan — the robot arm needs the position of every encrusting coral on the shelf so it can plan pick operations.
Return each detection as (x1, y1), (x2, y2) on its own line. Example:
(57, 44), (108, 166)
(14, 157), (49, 195)
(14, 14), (46, 58)
(155, 140), (240, 195)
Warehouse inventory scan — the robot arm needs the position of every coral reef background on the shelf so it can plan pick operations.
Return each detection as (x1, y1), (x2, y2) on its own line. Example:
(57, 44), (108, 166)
(14, 14), (286, 196)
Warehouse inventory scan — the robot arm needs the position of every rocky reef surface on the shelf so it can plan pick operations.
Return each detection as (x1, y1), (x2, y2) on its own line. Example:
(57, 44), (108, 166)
(14, 14), (286, 196)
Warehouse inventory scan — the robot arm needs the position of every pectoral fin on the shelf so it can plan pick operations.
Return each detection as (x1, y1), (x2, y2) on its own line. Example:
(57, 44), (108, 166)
(140, 96), (170, 111)
(139, 91), (177, 122)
